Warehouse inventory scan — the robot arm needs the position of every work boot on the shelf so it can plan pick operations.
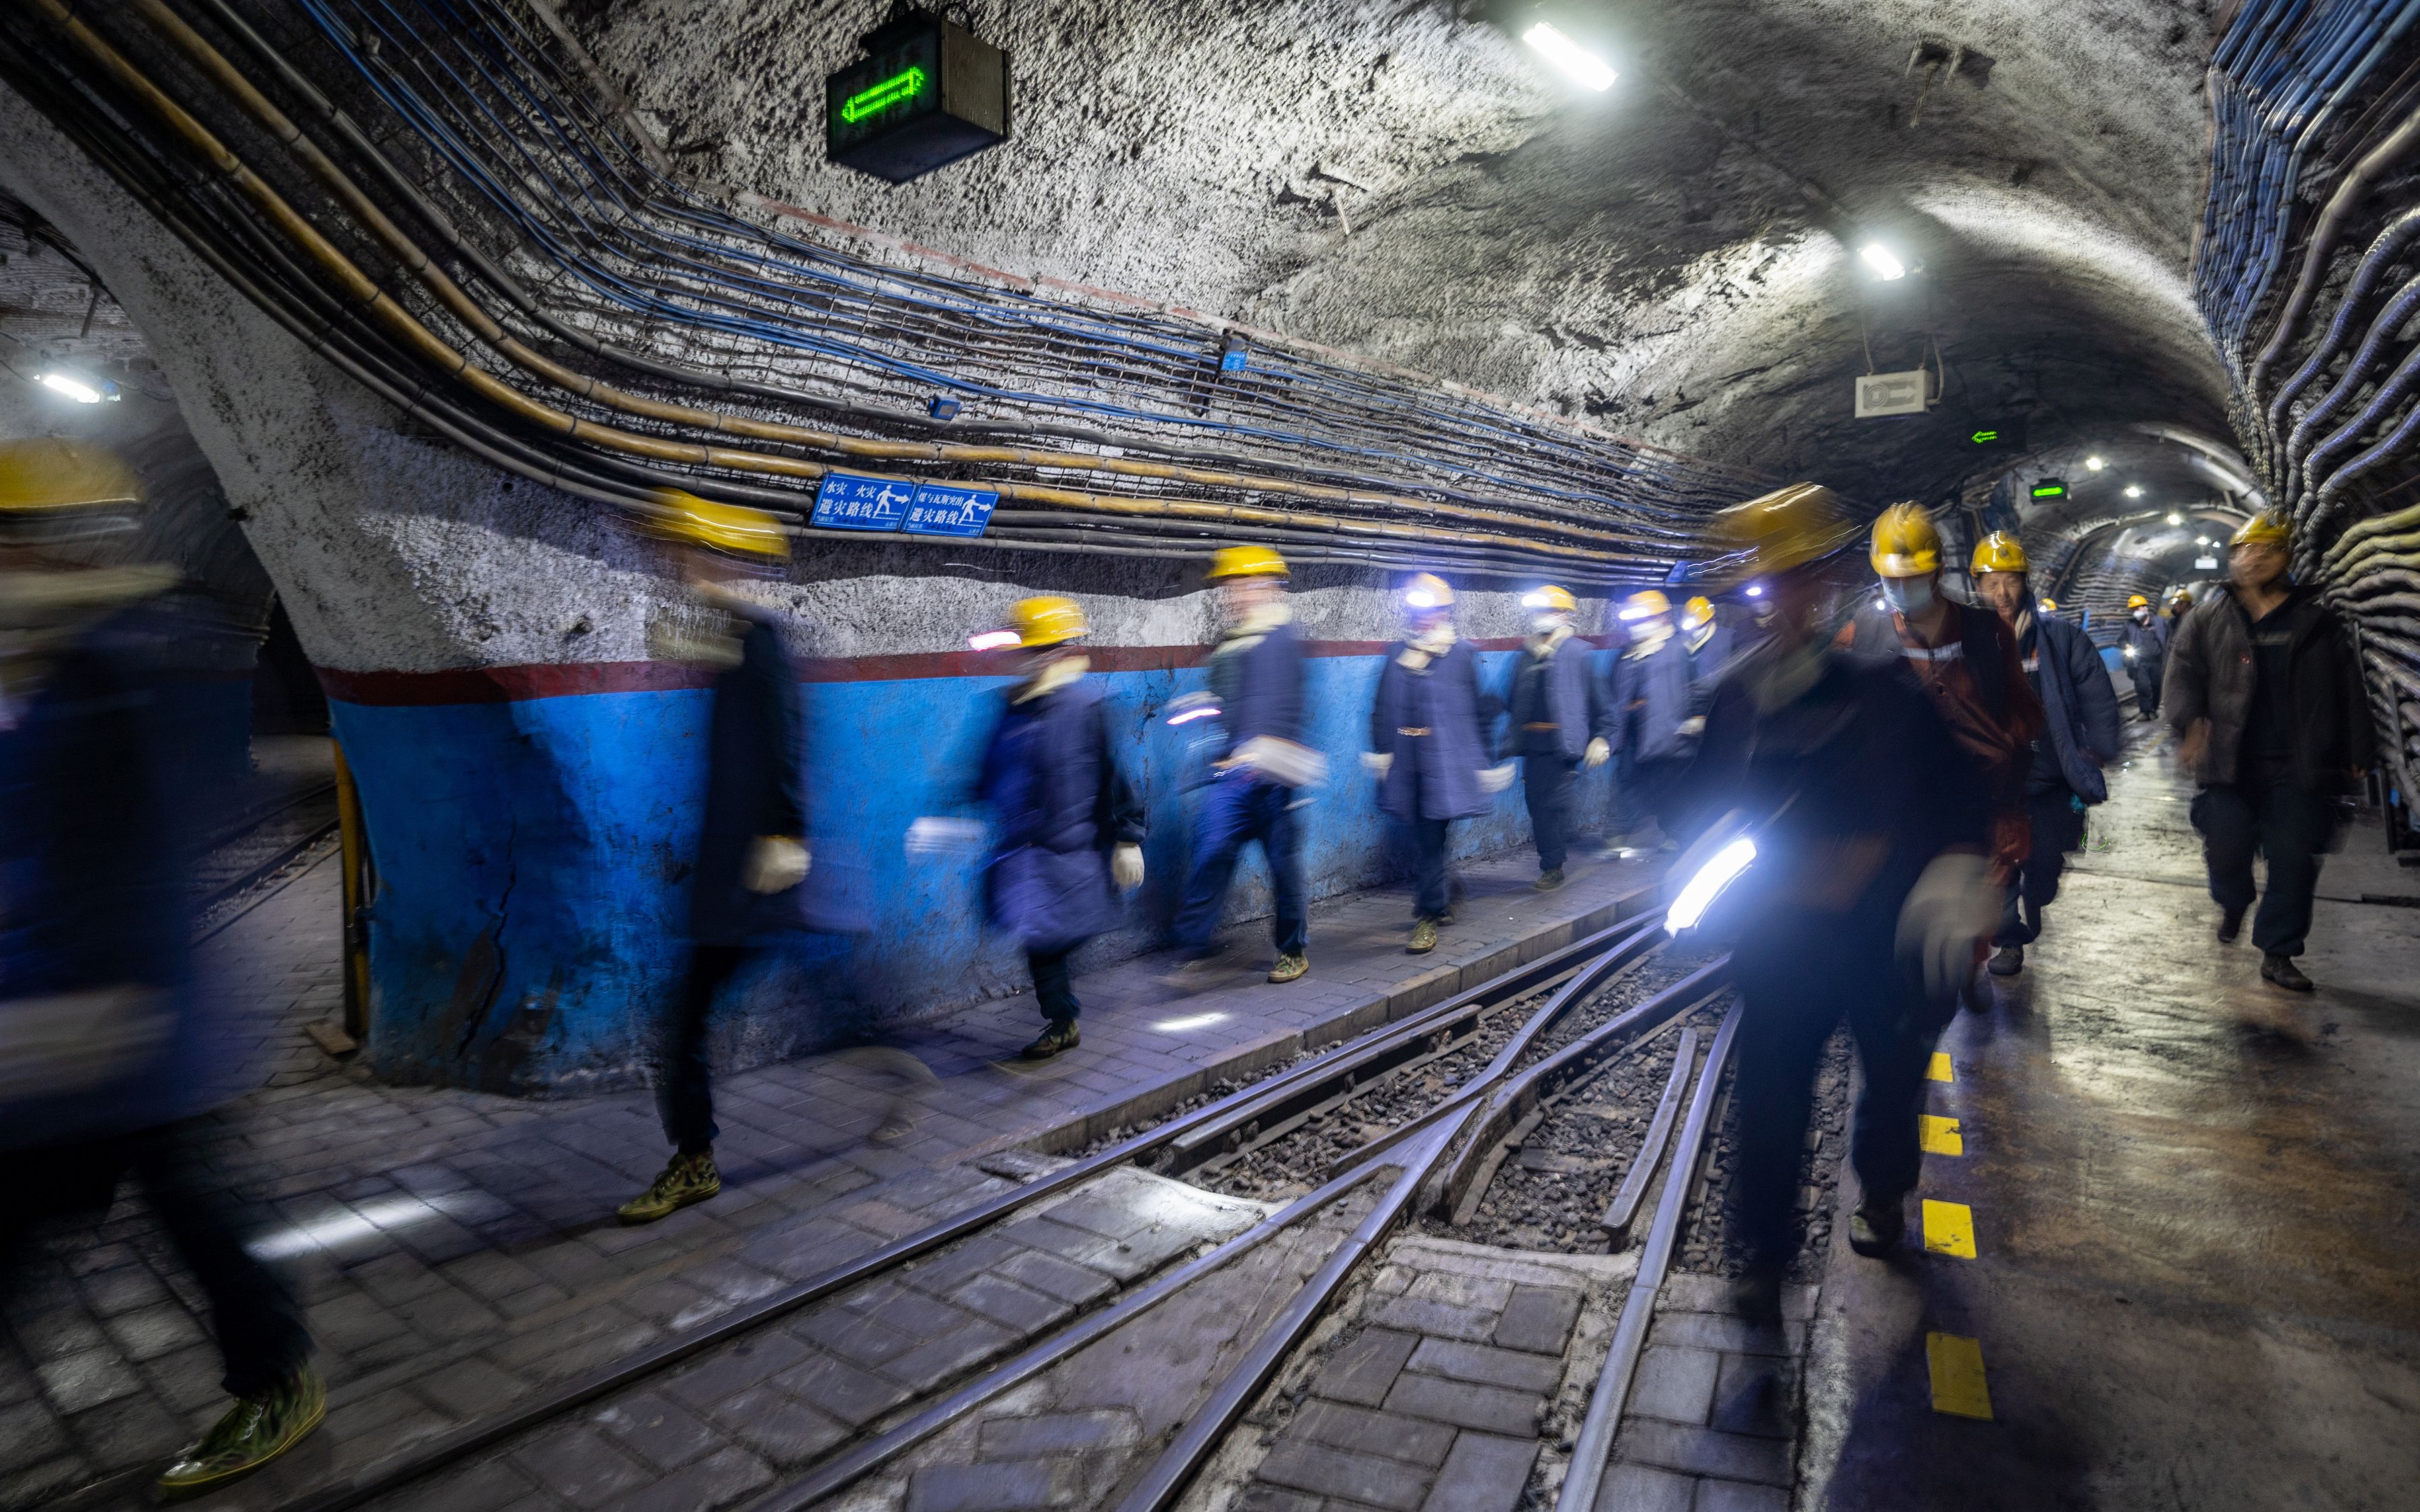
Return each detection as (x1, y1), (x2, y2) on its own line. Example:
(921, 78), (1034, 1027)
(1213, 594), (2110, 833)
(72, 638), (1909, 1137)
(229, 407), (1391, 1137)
(1533, 868), (1566, 893)
(1729, 1264), (1785, 1326)
(1407, 918), (1439, 955)
(1847, 1198), (1905, 1257)
(1021, 1019), (1080, 1060)
(618, 1150), (721, 1224)
(1158, 954), (1225, 991)
(1266, 952), (1309, 984)
(1986, 944), (2023, 976)
(157, 1364), (325, 1499)
(2261, 953), (2314, 993)
(2218, 905), (2246, 943)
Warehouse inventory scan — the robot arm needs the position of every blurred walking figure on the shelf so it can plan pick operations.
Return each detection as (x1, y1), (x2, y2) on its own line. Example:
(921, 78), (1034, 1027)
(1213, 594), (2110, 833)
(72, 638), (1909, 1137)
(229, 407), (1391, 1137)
(2121, 593), (2169, 720)
(973, 597), (1145, 1057)
(1680, 485), (1995, 1314)
(1170, 547), (1320, 983)
(1368, 574), (1504, 954)
(0, 439), (319, 1494)
(2167, 513), (2372, 992)
(1500, 585), (1609, 892)
(621, 493), (811, 1224)
(1968, 533), (2122, 976)
(1606, 589), (1700, 849)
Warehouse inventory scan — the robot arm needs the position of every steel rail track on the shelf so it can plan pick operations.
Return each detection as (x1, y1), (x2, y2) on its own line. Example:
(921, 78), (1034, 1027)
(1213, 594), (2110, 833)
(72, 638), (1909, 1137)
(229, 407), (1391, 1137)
(255, 907), (1662, 1512)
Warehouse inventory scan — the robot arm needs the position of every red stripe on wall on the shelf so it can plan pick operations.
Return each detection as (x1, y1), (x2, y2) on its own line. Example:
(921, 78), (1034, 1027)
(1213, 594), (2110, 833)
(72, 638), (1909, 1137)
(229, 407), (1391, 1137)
(317, 634), (1592, 707)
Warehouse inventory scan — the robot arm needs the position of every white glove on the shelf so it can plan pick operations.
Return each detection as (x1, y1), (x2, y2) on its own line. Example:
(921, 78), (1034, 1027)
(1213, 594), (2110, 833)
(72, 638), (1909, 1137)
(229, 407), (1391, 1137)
(1584, 737), (1610, 769)
(1112, 842), (1145, 891)
(906, 817), (987, 856)
(1361, 751), (1394, 779)
(1895, 852), (2001, 1002)
(1478, 763), (1517, 794)
(1678, 716), (1706, 737)
(743, 835), (810, 894)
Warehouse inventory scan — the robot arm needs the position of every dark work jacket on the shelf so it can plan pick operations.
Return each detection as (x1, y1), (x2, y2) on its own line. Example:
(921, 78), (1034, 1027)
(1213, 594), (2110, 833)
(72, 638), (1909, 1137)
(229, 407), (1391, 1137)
(978, 676), (1145, 952)
(1845, 600), (2043, 817)
(690, 608), (809, 946)
(2022, 612), (2124, 803)
(1687, 625), (1736, 718)
(1500, 632), (1606, 762)
(1, 593), (216, 1149)
(1371, 638), (1491, 821)
(1683, 644), (1991, 942)
(1207, 616), (1305, 761)
(2120, 614), (2168, 674)
(2165, 583), (2373, 792)
(1607, 636), (1697, 763)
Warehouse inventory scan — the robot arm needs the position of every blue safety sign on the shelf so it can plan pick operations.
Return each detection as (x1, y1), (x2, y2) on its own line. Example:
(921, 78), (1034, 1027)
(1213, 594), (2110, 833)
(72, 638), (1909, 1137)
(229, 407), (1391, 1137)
(902, 481), (1000, 538)
(811, 472), (915, 532)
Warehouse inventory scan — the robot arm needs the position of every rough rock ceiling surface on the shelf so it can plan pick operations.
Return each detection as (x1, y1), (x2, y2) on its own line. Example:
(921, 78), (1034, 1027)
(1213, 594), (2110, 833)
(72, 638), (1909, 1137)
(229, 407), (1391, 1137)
(586, 0), (2236, 504)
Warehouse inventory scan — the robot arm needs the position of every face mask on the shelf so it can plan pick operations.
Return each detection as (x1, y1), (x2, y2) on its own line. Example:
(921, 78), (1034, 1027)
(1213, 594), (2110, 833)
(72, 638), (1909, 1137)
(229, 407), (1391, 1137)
(1880, 576), (1935, 616)
(2133, 609), (2150, 622)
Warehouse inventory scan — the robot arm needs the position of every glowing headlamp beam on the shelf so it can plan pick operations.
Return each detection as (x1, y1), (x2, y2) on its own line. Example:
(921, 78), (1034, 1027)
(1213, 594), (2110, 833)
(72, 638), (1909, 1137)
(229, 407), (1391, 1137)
(1523, 23), (1617, 90)
(36, 372), (104, 403)
(967, 629), (1021, 651)
(1666, 837), (1757, 934)
(1404, 590), (1442, 610)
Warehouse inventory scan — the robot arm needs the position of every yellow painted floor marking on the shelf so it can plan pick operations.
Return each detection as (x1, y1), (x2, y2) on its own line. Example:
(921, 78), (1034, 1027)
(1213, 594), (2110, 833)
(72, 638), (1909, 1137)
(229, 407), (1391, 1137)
(1926, 1052), (1954, 1083)
(1922, 1199), (1977, 1258)
(1927, 1332), (1994, 1419)
(1919, 1114), (1964, 1156)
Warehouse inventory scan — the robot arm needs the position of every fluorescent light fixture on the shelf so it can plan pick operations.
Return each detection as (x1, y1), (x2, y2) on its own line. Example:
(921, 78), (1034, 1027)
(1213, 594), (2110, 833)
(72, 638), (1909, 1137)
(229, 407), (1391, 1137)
(1152, 1011), (1228, 1034)
(1858, 243), (1906, 280)
(1523, 22), (1617, 91)
(2124, 485), (2143, 499)
(36, 371), (108, 403)
(1166, 704), (1221, 726)
(2166, 512), (2183, 526)
(966, 628), (1021, 651)
(1666, 836), (1757, 933)
(2085, 456), (2105, 471)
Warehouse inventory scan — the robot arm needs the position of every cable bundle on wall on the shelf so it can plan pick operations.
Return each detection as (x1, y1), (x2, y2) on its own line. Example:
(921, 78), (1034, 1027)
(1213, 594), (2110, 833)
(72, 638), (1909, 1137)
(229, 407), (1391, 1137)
(0, 0), (1774, 589)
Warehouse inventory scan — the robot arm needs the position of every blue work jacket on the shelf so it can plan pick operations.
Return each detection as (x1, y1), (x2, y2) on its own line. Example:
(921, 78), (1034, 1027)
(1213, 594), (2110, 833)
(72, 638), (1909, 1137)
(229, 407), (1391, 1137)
(690, 607), (809, 946)
(2026, 612), (2123, 802)
(1371, 638), (1492, 821)
(1498, 633), (1606, 762)
(1607, 636), (1698, 763)
(1207, 616), (1305, 761)
(2120, 614), (2168, 673)
(978, 676), (1145, 952)
(1687, 625), (1736, 717)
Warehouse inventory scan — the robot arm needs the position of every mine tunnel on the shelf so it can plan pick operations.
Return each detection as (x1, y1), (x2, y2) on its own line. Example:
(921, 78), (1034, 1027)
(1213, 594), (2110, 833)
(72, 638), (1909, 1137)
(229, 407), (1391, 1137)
(0, 2), (2413, 1509)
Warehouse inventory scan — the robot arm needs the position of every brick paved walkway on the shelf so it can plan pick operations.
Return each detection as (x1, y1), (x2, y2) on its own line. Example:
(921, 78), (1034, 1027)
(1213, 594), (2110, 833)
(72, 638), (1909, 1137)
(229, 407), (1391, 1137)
(1, 831), (1660, 1510)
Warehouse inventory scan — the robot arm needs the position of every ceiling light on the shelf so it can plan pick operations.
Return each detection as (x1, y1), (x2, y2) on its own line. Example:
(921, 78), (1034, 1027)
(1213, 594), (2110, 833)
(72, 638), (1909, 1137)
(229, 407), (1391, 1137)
(2085, 456), (2106, 471)
(2166, 512), (2183, 526)
(1523, 22), (1617, 91)
(36, 370), (114, 404)
(1858, 243), (1906, 280)
(2124, 485), (2143, 498)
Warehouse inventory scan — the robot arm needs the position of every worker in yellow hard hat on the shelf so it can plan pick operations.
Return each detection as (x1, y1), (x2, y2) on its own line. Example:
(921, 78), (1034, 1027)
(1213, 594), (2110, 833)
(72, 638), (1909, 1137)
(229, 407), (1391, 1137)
(2120, 590), (2169, 720)
(2036, 595), (2058, 614)
(1500, 584), (1610, 891)
(1684, 484), (1998, 1308)
(1369, 573), (1502, 954)
(2166, 510), (2372, 991)
(1966, 532), (2121, 978)
(1678, 594), (1735, 746)
(1607, 587), (1698, 850)
(962, 594), (1146, 1056)
(624, 491), (811, 1222)
(1168, 546), (1318, 984)
(1845, 504), (2044, 888)
(3, 438), (327, 1491)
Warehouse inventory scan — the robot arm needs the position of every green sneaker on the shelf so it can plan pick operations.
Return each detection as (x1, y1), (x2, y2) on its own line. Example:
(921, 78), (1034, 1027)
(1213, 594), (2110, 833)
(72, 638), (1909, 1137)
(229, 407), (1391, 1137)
(1267, 952), (1309, 984)
(1022, 1019), (1080, 1060)
(618, 1150), (721, 1224)
(157, 1366), (325, 1499)
(1407, 919), (1439, 955)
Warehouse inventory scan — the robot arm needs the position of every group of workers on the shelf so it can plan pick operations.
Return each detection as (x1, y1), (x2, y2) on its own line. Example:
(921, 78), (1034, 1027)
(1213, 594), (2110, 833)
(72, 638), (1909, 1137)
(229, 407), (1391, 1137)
(0, 454), (2378, 1492)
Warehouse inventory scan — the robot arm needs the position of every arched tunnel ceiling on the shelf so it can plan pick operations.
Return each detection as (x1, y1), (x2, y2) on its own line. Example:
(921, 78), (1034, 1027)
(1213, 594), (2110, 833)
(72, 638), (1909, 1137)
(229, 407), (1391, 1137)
(583, 0), (2238, 515)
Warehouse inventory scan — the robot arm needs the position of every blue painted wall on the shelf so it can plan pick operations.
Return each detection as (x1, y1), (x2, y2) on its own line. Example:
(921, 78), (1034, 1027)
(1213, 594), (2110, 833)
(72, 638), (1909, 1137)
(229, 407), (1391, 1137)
(333, 646), (1621, 1093)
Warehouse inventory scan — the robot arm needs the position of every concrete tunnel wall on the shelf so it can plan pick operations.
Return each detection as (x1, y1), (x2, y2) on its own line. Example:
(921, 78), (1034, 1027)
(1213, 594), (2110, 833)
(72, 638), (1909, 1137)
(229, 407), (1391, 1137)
(0, 85), (1637, 1097)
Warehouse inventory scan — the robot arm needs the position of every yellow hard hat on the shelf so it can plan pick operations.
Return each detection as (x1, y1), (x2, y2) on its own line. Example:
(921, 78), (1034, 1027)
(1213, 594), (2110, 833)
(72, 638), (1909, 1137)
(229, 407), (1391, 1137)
(645, 488), (789, 560)
(1681, 595), (1714, 630)
(2037, 596), (2058, 612)
(1969, 531), (2028, 575)
(1708, 482), (1855, 579)
(2126, 593), (2150, 610)
(1869, 502), (1941, 578)
(1207, 544), (1288, 581)
(1621, 589), (1672, 622)
(1404, 573), (1454, 610)
(1522, 584), (1578, 614)
(2230, 511), (2290, 548)
(0, 437), (143, 513)
(2169, 588), (2194, 607)
(1008, 595), (1088, 648)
